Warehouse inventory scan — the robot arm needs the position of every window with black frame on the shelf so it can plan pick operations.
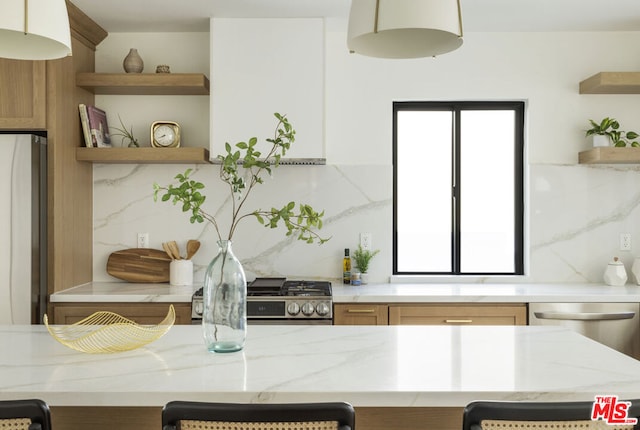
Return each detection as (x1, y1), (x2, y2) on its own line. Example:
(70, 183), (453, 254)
(393, 101), (525, 275)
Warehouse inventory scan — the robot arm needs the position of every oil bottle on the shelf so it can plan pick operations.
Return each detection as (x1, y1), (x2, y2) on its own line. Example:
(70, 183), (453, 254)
(343, 248), (351, 284)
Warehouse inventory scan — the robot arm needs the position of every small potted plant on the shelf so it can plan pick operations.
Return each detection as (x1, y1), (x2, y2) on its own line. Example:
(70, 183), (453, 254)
(111, 115), (140, 147)
(352, 244), (379, 285)
(586, 117), (639, 147)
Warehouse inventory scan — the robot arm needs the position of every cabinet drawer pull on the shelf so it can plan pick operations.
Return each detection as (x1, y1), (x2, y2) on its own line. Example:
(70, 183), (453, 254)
(445, 319), (473, 324)
(347, 309), (376, 313)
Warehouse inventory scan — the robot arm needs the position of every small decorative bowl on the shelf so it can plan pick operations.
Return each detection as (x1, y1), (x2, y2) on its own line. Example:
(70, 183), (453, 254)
(44, 305), (175, 354)
(156, 64), (171, 73)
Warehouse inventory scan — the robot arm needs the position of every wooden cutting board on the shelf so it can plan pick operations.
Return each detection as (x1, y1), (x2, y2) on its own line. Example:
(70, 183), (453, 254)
(106, 248), (171, 283)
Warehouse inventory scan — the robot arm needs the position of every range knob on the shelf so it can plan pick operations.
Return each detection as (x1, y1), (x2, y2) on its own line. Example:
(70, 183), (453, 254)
(194, 302), (204, 316)
(316, 302), (330, 317)
(301, 302), (315, 316)
(287, 302), (301, 316)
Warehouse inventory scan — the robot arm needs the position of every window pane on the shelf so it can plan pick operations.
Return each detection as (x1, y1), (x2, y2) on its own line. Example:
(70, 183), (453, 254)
(396, 111), (452, 272)
(460, 110), (515, 273)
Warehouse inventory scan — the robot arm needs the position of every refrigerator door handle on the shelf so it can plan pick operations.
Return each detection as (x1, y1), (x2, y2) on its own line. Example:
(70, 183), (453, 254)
(533, 311), (635, 321)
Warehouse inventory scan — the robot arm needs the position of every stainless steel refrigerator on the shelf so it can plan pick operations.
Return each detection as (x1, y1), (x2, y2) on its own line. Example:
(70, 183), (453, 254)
(0, 133), (47, 324)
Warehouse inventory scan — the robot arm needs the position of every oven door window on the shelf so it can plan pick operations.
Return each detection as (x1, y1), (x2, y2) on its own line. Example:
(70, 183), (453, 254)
(248, 301), (285, 317)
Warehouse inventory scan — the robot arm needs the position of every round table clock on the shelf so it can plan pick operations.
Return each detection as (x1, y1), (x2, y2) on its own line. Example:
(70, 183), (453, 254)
(151, 121), (181, 148)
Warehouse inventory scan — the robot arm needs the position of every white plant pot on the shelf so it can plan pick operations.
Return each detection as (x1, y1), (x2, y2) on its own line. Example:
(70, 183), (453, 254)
(360, 272), (370, 285)
(590, 134), (610, 147)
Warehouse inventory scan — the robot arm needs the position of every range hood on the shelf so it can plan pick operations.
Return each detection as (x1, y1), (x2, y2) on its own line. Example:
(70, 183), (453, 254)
(210, 157), (326, 166)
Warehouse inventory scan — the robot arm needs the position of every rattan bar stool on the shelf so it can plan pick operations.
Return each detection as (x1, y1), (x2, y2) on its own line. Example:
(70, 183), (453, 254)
(0, 399), (52, 430)
(463, 399), (640, 430)
(162, 401), (355, 430)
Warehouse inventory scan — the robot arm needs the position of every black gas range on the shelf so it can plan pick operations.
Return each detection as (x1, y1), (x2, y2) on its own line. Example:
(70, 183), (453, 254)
(191, 277), (333, 325)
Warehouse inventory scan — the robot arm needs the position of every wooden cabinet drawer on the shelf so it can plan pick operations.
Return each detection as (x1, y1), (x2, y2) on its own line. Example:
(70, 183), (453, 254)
(333, 304), (389, 325)
(50, 303), (192, 325)
(389, 304), (527, 326)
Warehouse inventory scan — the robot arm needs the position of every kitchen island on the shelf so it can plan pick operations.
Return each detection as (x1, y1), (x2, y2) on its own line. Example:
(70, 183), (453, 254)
(2, 324), (640, 430)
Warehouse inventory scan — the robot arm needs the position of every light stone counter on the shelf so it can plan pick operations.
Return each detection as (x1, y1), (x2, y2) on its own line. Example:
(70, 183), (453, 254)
(332, 283), (640, 303)
(49, 282), (199, 303)
(2, 324), (640, 407)
(4, 324), (640, 430)
(51, 282), (640, 304)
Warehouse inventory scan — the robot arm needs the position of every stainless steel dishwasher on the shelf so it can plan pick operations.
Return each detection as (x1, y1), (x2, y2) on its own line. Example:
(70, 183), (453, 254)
(529, 302), (640, 360)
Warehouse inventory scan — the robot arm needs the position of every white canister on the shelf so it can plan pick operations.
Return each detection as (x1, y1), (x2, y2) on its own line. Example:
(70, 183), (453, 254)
(603, 257), (627, 286)
(170, 259), (193, 286)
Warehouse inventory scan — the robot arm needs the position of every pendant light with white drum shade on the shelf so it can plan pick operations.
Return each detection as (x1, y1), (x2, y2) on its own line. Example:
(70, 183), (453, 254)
(347, 0), (463, 59)
(0, 0), (72, 60)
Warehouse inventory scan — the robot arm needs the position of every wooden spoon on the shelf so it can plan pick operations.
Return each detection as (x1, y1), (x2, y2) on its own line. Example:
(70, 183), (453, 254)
(168, 241), (182, 260)
(162, 242), (175, 260)
(186, 240), (201, 260)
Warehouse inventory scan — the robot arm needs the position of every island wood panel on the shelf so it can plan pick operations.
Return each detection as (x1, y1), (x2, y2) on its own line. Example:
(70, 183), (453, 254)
(0, 60), (46, 129)
(389, 303), (527, 326)
(333, 304), (389, 325)
(51, 302), (192, 325)
(50, 406), (463, 430)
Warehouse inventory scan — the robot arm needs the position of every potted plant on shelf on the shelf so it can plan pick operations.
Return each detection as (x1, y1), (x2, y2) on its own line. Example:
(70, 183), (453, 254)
(352, 244), (379, 285)
(153, 113), (329, 353)
(585, 117), (639, 148)
(111, 115), (140, 147)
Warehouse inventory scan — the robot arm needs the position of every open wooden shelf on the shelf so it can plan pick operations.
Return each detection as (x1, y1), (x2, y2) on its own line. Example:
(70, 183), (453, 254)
(76, 147), (212, 164)
(578, 147), (640, 164)
(76, 73), (210, 95)
(579, 72), (640, 94)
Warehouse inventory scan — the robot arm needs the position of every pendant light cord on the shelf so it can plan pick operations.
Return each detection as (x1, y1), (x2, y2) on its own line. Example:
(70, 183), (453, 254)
(23, 0), (28, 35)
(457, 0), (464, 37)
(373, 0), (380, 34)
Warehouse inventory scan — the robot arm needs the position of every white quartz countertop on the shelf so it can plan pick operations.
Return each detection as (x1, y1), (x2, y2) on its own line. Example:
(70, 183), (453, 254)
(50, 282), (199, 303)
(51, 282), (640, 303)
(1, 324), (639, 407)
(332, 283), (640, 303)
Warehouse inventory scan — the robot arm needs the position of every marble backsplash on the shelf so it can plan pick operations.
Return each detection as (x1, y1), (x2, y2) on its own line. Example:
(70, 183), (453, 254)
(93, 162), (640, 285)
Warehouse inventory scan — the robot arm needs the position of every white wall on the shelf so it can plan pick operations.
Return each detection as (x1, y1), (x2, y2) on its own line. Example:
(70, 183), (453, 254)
(92, 21), (640, 285)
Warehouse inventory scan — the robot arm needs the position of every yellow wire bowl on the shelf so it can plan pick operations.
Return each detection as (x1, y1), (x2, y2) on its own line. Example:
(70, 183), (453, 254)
(44, 304), (175, 354)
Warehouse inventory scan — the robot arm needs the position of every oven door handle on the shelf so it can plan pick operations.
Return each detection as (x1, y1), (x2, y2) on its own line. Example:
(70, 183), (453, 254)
(533, 311), (635, 321)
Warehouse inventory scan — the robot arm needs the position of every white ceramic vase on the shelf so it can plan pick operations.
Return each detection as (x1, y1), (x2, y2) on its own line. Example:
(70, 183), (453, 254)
(169, 259), (193, 286)
(604, 257), (627, 286)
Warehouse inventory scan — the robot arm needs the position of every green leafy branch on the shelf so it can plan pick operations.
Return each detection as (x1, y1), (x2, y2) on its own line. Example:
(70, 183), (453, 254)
(153, 113), (329, 245)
